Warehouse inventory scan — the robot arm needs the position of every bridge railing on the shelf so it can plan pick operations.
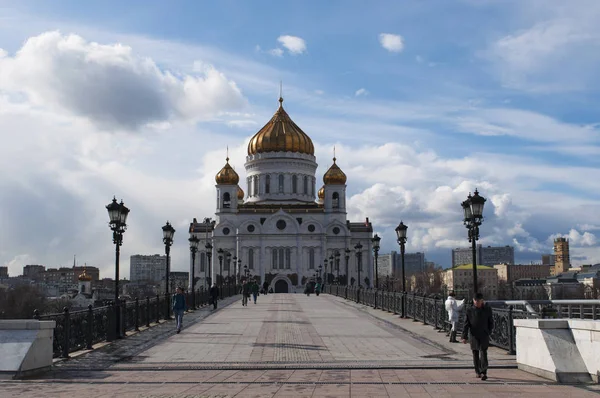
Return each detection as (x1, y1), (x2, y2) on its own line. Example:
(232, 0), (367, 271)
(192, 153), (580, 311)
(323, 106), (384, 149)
(33, 284), (238, 359)
(324, 285), (600, 354)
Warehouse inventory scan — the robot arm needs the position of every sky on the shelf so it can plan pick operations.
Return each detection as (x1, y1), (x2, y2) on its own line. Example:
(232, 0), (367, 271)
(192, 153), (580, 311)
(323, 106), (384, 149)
(1, 0), (599, 279)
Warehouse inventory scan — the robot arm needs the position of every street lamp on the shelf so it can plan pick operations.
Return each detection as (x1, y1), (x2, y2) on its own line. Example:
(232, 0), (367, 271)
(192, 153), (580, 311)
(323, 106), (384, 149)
(189, 234), (200, 310)
(335, 251), (341, 284)
(205, 241), (213, 288)
(461, 189), (486, 296)
(217, 248), (224, 298)
(355, 242), (363, 288)
(344, 249), (351, 286)
(395, 221), (408, 318)
(318, 264), (323, 282)
(238, 259), (242, 284)
(106, 197), (130, 339)
(329, 255), (334, 285)
(372, 234), (381, 289)
(232, 256), (237, 287)
(162, 221), (175, 319)
(226, 251), (232, 289)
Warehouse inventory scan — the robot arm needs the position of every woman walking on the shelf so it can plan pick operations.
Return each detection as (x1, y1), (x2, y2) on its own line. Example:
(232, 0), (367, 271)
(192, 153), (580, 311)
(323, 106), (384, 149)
(172, 287), (187, 334)
(251, 280), (259, 304)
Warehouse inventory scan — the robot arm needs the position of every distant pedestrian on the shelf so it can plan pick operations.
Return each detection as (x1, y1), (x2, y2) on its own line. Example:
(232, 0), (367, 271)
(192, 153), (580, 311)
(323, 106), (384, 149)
(445, 291), (465, 343)
(172, 287), (187, 333)
(209, 283), (219, 310)
(462, 293), (494, 381)
(315, 282), (321, 296)
(251, 280), (259, 304)
(304, 282), (311, 296)
(263, 281), (269, 295)
(242, 280), (250, 306)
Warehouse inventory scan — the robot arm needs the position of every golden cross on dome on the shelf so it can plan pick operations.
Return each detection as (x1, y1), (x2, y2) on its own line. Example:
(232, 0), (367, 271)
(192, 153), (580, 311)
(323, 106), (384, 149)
(226, 145), (229, 162)
(333, 145), (336, 162)
(278, 80), (283, 107)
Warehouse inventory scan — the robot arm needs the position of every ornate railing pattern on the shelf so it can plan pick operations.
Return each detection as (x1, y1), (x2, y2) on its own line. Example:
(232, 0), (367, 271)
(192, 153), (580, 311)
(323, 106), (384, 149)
(34, 284), (239, 359)
(323, 285), (576, 355)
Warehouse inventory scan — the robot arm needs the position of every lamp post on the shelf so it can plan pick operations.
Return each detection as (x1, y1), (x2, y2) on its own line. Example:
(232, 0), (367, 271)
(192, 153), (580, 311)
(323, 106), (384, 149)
(162, 221), (175, 319)
(232, 256), (237, 288)
(372, 234), (381, 289)
(318, 264), (323, 282)
(335, 251), (341, 284)
(395, 221), (408, 317)
(344, 249), (351, 286)
(217, 248), (224, 298)
(461, 189), (486, 296)
(238, 259), (242, 284)
(189, 234), (200, 310)
(205, 241), (213, 288)
(329, 255), (333, 285)
(355, 242), (363, 288)
(106, 197), (130, 339)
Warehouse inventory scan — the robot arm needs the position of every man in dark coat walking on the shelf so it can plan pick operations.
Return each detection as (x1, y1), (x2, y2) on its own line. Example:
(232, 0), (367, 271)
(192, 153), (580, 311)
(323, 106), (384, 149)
(462, 292), (494, 380)
(209, 283), (219, 310)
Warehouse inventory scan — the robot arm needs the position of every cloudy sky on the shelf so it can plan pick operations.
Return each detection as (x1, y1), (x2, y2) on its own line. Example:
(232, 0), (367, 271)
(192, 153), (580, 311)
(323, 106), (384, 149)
(1, 0), (599, 279)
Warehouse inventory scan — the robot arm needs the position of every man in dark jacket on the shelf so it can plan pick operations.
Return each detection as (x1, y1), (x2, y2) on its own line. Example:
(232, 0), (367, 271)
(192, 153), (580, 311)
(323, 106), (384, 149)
(462, 292), (494, 380)
(209, 283), (219, 310)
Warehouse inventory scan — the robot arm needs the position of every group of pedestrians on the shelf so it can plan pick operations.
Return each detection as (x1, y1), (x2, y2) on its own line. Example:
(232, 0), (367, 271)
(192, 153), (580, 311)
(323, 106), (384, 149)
(304, 281), (321, 296)
(241, 279), (260, 306)
(446, 291), (494, 381)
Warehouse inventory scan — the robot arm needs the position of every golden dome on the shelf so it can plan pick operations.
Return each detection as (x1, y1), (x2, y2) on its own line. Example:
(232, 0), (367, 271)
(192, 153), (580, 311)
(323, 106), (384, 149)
(78, 269), (92, 282)
(237, 186), (244, 200)
(318, 185), (325, 200)
(248, 97), (314, 156)
(323, 157), (347, 185)
(215, 158), (239, 185)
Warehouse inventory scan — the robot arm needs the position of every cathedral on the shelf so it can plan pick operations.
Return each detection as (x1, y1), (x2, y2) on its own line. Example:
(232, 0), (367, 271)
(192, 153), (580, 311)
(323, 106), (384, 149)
(189, 97), (374, 293)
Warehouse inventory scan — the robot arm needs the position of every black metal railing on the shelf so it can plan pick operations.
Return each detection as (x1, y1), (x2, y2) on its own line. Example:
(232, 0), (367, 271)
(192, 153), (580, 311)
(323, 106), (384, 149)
(33, 284), (238, 359)
(324, 285), (600, 355)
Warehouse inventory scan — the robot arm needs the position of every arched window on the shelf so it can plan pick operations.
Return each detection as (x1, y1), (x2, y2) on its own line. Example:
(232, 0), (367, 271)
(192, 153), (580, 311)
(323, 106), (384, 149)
(332, 192), (339, 209)
(265, 175), (270, 194)
(272, 249), (277, 269)
(223, 192), (231, 208)
(247, 177), (252, 196)
(253, 176), (258, 196)
(292, 175), (298, 193)
(200, 252), (206, 272)
(278, 174), (284, 193)
(279, 248), (285, 269)
(286, 248), (291, 269)
(309, 248), (315, 269)
(81, 284), (86, 293)
(249, 248), (254, 270)
(303, 176), (308, 194)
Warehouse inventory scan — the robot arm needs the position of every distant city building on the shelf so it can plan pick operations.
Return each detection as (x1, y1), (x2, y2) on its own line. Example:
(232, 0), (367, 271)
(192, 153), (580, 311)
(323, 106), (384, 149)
(130, 254), (167, 284)
(493, 263), (551, 284)
(0, 266), (8, 279)
(541, 254), (556, 266)
(442, 264), (499, 299)
(23, 265), (45, 281)
(552, 237), (570, 275)
(378, 251), (427, 278)
(452, 245), (514, 267)
(160, 271), (190, 292)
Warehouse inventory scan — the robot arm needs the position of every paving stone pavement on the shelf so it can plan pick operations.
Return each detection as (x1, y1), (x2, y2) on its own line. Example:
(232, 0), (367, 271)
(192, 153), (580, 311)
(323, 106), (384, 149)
(1, 293), (599, 397)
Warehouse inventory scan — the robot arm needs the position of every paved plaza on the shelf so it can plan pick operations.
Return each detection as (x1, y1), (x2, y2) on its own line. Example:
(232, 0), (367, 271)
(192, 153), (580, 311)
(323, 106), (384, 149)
(1, 293), (599, 397)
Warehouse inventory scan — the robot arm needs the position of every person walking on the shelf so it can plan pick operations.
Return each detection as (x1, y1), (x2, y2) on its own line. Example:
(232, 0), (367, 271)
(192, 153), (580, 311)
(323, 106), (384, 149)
(209, 283), (219, 310)
(251, 280), (259, 304)
(262, 280), (269, 295)
(462, 293), (494, 381)
(241, 280), (250, 306)
(445, 291), (465, 343)
(315, 282), (321, 296)
(304, 282), (311, 296)
(172, 287), (187, 334)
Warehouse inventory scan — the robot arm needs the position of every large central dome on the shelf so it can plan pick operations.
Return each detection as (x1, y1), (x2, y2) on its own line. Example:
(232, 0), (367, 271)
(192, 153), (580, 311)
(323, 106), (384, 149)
(247, 98), (314, 156)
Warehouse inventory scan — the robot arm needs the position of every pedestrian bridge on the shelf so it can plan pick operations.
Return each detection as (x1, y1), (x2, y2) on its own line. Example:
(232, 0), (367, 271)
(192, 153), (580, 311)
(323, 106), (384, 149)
(2, 294), (599, 397)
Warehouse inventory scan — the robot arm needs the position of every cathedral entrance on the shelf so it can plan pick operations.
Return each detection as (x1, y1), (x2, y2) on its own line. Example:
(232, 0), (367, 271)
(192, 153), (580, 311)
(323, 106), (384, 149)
(274, 279), (289, 293)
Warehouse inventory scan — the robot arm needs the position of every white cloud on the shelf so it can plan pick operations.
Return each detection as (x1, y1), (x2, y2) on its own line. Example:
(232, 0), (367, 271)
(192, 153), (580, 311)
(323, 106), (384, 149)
(268, 48), (284, 57)
(277, 35), (307, 55)
(0, 31), (246, 131)
(549, 229), (597, 247)
(314, 89), (324, 95)
(355, 88), (369, 97)
(379, 33), (404, 53)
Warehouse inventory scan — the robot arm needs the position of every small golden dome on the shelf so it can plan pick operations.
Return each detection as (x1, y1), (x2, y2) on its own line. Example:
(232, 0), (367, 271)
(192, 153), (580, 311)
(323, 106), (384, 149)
(215, 158), (239, 185)
(323, 157), (347, 185)
(78, 270), (92, 282)
(248, 97), (314, 156)
(237, 186), (244, 200)
(318, 185), (325, 200)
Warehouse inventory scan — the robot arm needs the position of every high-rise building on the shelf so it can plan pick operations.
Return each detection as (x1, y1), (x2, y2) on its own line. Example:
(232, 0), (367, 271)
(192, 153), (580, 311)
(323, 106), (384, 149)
(130, 254), (167, 284)
(23, 264), (46, 280)
(452, 245), (514, 267)
(377, 254), (393, 276)
(553, 237), (570, 274)
(0, 266), (8, 279)
(378, 251), (426, 278)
